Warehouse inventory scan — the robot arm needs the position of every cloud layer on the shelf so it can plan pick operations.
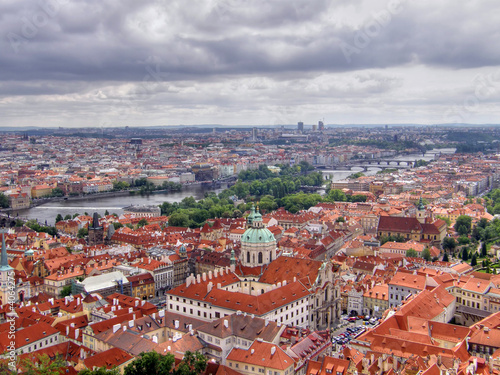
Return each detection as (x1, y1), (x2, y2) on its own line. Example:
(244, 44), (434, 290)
(1, 0), (500, 127)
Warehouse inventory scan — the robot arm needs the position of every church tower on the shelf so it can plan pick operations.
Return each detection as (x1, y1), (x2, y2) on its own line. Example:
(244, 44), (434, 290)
(241, 205), (277, 267)
(0, 230), (14, 305)
(416, 197), (427, 223)
(88, 212), (104, 246)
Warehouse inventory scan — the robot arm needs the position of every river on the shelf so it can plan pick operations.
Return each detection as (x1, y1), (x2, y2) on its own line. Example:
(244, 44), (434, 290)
(320, 148), (455, 182)
(14, 185), (224, 225)
(14, 148), (454, 225)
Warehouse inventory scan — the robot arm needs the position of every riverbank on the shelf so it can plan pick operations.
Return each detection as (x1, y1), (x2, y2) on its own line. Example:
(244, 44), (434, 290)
(9, 183), (226, 224)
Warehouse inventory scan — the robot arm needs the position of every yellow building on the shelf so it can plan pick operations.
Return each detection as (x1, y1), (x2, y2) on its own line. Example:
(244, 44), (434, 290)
(31, 184), (53, 198)
(128, 273), (155, 300)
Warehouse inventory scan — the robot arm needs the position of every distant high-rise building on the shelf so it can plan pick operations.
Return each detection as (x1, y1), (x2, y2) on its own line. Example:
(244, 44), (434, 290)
(318, 121), (324, 131)
(312, 124), (317, 132)
(297, 122), (304, 132)
(252, 127), (258, 141)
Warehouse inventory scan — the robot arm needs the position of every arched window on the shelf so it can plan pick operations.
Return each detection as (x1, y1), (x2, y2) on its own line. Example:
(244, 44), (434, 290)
(246, 251), (250, 264)
(252, 254), (255, 264)
(258, 252), (263, 264)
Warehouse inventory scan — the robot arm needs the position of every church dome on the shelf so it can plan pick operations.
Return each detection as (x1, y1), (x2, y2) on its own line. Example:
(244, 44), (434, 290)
(241, 227), (275, 244)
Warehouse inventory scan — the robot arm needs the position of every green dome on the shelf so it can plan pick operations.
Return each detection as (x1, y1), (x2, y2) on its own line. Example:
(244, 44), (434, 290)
(241, 227), (275, 244)
(25, 249), (34, 256)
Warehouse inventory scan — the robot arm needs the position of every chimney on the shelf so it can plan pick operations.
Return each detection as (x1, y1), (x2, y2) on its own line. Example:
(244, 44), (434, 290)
(129, 320), (134, 328)
(197, 274), (201, 283)
(113, 323), (121, 333)
(186, 276), (191, 287)
(129, 307), (133, 313)
(271, 346), (276, 356)
(217, 283), (222, 289)
(75, 329), (80, 340)
(175, 320), (179, 329)
(152, 336), (158, 344)
(208, 271), (213, 280)
(265, 320), (269, 326)
(66, 326), (70, 336)
(214, 269), (218, 278)
(70, 323), (75, 328)
(141, 300), (146, 306)
(135, 300), (139, 307)
(283, 280), (287, 286)
(207, 282), (213, 293)
(123, 325), (126, 332)
(251, 349), (255, 355)
(224, 319), (229, 328)
(293, 276), (296, 282)
(202, 273), (207, 282)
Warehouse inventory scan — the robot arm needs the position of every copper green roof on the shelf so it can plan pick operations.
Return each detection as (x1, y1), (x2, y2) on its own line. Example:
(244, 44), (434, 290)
(241, 227), (275, 244)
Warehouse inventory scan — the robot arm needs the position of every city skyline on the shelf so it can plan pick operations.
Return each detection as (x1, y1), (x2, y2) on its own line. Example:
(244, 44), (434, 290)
(1, 0), (500, 128)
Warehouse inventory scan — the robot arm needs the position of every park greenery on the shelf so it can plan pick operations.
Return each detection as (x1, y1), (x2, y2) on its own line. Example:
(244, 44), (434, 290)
(25, 219), (57, 236)
(159, 164), (331, 227)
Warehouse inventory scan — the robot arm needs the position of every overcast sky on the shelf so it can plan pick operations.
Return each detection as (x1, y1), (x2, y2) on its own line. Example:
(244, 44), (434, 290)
(1, 0), (500, 128)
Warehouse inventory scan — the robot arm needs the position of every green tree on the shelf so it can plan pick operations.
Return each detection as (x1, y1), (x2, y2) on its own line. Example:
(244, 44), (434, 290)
(60, 285), (72, 298)
(77, 228), (88, 238)
(471, 253), (477, 267)
(168, 213), (190, 227)
(421, 248), (432, 262)
(406, 248), (418, 258)
(442, 252), (449, 262)
(461, 247), (469, 261)
(20, 353), (65, 375)
(79, 367), (120, 375)
(124, 351), (207, 375)
(175, 351), (207, 375)
(481, 242), (488, 257)
(113, 222), (124, 230)
(64, 214), (72, 220)
(124, 351), (175, 375)
(105, 210), (110, 216)
(137, 218), (149, 228)
(457, 236), (470, 245)
(442, 237), (457, 252)
(454, 215), (472, 236)
(326, 189), (347, 202)
(50, 187), (65, 197)
(55, 214), (64, 224)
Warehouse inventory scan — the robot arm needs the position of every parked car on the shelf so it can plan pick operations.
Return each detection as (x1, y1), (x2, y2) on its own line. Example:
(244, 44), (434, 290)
(348, 317), (357, 322)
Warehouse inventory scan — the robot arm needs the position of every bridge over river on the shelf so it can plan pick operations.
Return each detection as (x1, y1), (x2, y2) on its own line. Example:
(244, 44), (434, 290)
(315, 152), (442, 172)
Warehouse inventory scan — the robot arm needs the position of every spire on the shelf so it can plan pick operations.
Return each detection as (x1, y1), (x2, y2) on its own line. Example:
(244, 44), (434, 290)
(247, 204), (256, 227)
(418, 197), (425, 211)
(230, 248), (236, 272)
(1, 230), (13, 271)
